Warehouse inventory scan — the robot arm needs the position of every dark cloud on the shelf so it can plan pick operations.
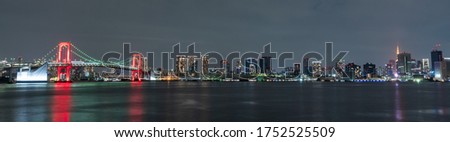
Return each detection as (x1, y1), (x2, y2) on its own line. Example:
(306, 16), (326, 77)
(1, 0), (450, 67)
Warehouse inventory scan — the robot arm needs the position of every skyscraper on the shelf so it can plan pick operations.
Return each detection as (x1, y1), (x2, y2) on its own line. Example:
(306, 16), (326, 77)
(258, 56), (271, 74)
(389, 59), (396, 76)
(302, 58), (312, 76)
(445, 58), (450, 79)
(422, 58), (430, 73)
(312, 61), (322, 78)
(175, 55), (187, 76)
(397, 52), (411, 75)
(363, 63), (376, 78)
(345, 63), (361, 79)
(294, 63), (301, 76)
(431, 50), (443, 75)
(245, 58), (258, 74)
(202, 55), (209, 75)
(385, 63), (393, 77)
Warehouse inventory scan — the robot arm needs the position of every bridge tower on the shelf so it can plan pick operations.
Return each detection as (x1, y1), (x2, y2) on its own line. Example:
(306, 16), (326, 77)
(131, 53), (144, 81)
(56, 42), (72, 82)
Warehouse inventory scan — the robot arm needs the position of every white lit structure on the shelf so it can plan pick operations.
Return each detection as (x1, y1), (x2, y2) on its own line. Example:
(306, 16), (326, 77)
(16, 63), (48, 82)
(422, 58), (430, 73)
(433, 61), (446, 82)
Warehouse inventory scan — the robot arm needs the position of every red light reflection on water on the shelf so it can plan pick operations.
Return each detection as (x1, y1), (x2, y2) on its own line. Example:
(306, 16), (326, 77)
(129, 82), (144, 122)
(52, 83), (72, 122)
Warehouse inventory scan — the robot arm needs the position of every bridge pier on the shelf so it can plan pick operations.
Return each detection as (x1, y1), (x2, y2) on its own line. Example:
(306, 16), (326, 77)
(56, 42), (72, 82)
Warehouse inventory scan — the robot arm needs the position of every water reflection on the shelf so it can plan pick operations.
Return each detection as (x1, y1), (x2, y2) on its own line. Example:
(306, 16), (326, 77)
(51, 83), (72, 122)
(394, 83), (404, 121)
(12, 83), (49, 121)
(14, 95), (28, 121)
(129, 82), (144, 122)
(2, 82), (450, 122)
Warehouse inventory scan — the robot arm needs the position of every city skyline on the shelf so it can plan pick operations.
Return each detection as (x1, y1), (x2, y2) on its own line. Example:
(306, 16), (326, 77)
(1, 0), (450, 67)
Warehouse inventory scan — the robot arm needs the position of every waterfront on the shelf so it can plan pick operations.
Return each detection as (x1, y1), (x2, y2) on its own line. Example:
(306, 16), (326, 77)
(0, 82), (449, 122)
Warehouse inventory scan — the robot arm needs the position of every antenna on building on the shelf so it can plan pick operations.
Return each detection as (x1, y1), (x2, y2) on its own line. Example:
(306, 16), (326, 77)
(433, 42), (441, 51)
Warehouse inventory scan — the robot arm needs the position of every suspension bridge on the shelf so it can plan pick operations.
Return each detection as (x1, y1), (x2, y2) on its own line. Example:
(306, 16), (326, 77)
(2, 41), (304, 83)
(39, 42), (145, 82)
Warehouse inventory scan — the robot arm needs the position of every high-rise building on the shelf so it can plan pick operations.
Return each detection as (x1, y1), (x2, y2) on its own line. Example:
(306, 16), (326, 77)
(202, 55), (209, 75)
(294, 63), (301, 76)
(445, 58), (450, 79)
(431, 50), (443, 75)
(220, 60), (231, 74)
(235, 60), (242, 74)
(335, 60), (345, 77)
(245, 58), (258, 74)
(396, 44), (400, 57)
(385, 63), (394, 77)
(258, 56), (271, 74)
(433, 61), (446, 81)
(175, 55), (187, 76)
(345, 63), (361, 79)
(312, 61), (322, 78)
(422, 58), (430, 73)
(187, 56), (198, 73)
(377, 66), (385, 76)
(409, 59), (421, 75)
(363, 63), (376, 78)
(302, 58), (312, 76)
(389, 59), (396, 75)
(397, 52), (411, 75)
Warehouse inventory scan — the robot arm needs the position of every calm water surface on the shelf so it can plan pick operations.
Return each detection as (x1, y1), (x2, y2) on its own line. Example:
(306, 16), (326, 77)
(0, 81), (449, 122)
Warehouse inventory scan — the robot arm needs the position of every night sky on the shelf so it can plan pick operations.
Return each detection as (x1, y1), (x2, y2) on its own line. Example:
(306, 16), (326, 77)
(1, 0), (450, 67)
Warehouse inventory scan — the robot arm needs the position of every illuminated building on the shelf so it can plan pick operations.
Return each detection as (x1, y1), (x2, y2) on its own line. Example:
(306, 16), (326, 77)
(385, 63), (393, 77)
(422, 58), (430, 73)
(433, 61), (446, 81)
(397, 52), (411, 75)
(16, 63), (48, 82)
(335, 60), (345, 77)
(389, 59), (396, 75)
(220, 60), (231, 75)
(235, 60), (242, 74)
(312, 61), (322, 78)
(363, 63), (376, 78)
(345, 63), (356, 79)
(431, 50), (443, 75)
(396, 44), (400, 58)
(302, 58), (312, 76)
(345, 63), (361, 79)
(202, 55), (209, 75)
(245, 58), (258, 74)
(258, 56), (272, 74)
(445, 58), (450, 79)
(285, 67), (294, 73)
(294, 63), (301, 76)
(187, 56), (198, 73)
(409, 59), (421, 75)
(175, 55), (186, 76)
